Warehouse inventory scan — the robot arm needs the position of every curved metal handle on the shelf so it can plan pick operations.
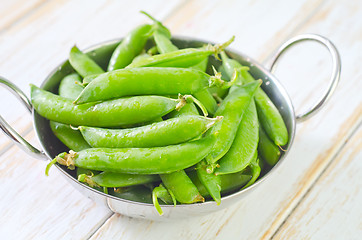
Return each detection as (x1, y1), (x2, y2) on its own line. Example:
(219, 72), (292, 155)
(0, 77), (47, 160)
(265, 34), (341, 122)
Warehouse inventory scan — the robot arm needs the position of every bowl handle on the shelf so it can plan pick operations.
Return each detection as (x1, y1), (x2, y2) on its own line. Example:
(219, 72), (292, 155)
(264, 34), (341, 122)
(0, 77), (47, 160)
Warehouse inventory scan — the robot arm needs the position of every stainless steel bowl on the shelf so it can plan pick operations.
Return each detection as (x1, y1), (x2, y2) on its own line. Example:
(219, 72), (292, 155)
(0, 34), (340, 221)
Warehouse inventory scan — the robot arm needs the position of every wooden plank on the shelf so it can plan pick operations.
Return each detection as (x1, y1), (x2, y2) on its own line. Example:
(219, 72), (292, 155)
(89, 0), (362, 239)
(273, 126), (362, 239)
(260, 0), (362, 237)
(0, 0), (45, 31)
(0, 131), (112, 239)
(166, 0), (325, 61)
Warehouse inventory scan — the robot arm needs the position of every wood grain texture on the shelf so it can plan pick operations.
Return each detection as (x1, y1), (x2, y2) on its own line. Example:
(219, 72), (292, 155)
(0, 131), (112, 239)
(273, 126), (362, 239)
(0, 0), (45, 31)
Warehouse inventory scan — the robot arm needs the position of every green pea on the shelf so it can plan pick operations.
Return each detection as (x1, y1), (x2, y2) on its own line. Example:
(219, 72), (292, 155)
(258, 125), (281, 166)
(51, 133), (217, 174)
(69, 46), (105, 77)
(160, 171), (204, 204)
(78, 172), (160, 188)
(74, 67), (231, 104)
(78, 115), (221, 148)
(215, 100), (259, 175)
(31, 84), (186, 127)
(205, 81), (261, 164)
(220, 51), (288, 146)
(107, 24), (153, 71)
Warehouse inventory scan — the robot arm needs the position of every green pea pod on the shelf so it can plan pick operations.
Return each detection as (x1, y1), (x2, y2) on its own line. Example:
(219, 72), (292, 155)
(152, 184), (176, 215)
(167, 102), (199, 118)
(31, 85), (187, 127)
(58, 73), (84, 99)
(215, 100), (259, 175)
(74, 67), (232, 104)
(241, 156), (261, 190)
(258, 125), (281, 166)
(107, 24), (153, 71)
(220, 51), (288, 146)
(196, 160), (221, 205)
(153, 31), (178, 53)
(78, 115), (221, 148)
(69, 46), (105, 77)
(190, 57), (208, 72)
(126, 36), (234, 68)
(188, 171), (251, 198)
(111, 185), (153, 204)
(51, 133), (217, 174)
(78, 172), (160, 188)
(50, 122), (90, 151)
(160, 171), (204, 204)
(205, 81), (261, 164)
(144, 15), (217, 115)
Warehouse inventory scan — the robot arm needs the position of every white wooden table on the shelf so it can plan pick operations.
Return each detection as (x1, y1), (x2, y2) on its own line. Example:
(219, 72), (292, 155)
(0, 0), (361, 239)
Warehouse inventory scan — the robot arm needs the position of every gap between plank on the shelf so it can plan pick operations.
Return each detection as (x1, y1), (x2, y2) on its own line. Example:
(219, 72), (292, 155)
(269, 119), (362, 239)
(85, 212), (115, 240)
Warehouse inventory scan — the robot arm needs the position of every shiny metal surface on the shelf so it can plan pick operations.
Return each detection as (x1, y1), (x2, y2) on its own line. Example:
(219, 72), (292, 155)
(0, 77), (47, 160)
(0, 35), (340, 220)
(264, 34), (341, 122)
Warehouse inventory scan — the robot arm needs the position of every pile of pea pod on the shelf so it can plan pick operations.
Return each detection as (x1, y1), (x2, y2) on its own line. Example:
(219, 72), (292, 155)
(35, 12), (288, 215)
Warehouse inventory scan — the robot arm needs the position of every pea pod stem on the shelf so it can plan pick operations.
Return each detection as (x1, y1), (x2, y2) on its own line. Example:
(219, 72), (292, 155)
(152, 184), (176, 215)
(196, 160), (221, 205)
(78, 174), (99, 188)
